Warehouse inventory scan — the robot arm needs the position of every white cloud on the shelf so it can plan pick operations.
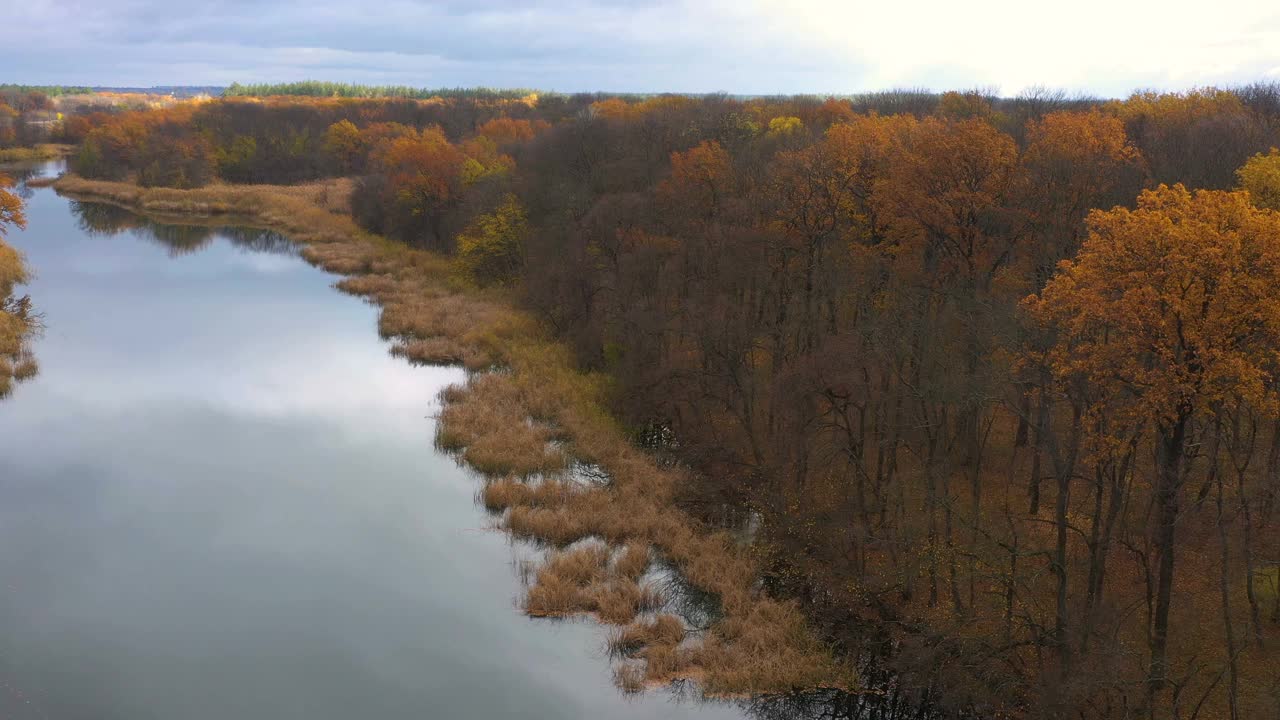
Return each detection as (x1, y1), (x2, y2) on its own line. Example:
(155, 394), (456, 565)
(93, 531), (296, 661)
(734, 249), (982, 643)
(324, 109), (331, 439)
(759, 0), (1280, 95)
(2, 0), (1278, 94)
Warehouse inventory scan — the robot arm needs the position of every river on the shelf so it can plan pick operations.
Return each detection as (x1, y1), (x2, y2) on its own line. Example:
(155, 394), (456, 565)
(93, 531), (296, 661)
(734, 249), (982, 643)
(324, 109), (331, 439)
(0, 162), (767, 719)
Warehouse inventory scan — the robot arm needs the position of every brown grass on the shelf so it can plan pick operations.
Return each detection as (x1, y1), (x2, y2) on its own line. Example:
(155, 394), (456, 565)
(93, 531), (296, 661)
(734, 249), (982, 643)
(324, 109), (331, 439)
(12, 356), (37, 380)
(590, 578), (664, 624)
(614, 662), (647, 694)
(609, 614), (686, 657)
(613, 541), (651, 581)
(505, 506), (594, 547)
(0, 144), (72, 163)
(481, 476), (576, 512)
(435, 373), (566, 476)
(52, 172), (856, 697)
(641, 643), (689, 682)
(522, 542), (664, 626)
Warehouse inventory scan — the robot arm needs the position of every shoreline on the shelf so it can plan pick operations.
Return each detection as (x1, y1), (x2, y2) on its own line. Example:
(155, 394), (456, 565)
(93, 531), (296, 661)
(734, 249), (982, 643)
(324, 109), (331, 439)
(0, 144), (74, 164)
(51, 173), (856, 698)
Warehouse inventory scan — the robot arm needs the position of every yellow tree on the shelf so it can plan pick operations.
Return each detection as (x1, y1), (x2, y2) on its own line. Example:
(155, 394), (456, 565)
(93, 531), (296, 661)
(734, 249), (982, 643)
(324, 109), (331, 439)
(456, 194), (527, 287)
(1026, 184), (1280, 703)
(0, 175), (37, 397)
(322, 119), (363, 174)
(767, 116), (804, 137)
(1237, 147), (1280, 210)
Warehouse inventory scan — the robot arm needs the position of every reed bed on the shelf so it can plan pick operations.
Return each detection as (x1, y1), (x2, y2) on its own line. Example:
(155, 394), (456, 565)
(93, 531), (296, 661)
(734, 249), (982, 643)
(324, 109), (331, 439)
(52, 173), (856, 697)
(0, 144), (72, 163)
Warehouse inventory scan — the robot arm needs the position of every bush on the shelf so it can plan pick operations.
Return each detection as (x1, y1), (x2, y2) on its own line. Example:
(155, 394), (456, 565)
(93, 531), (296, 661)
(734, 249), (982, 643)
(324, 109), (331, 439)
(456, 193), (526, 286)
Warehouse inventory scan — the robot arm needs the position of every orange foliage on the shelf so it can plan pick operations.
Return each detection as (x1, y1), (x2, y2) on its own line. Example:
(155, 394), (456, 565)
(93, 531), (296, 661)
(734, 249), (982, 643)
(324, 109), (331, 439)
(591, 98), (634, 120)
(477, 117), (550, 145)
(937, 90), (994, 120)
(1029, 184), (1280, 432)
(1019, 110), (1146, 274)
(657, 140), (733, 218)
(876, 117), (1021, 287)
(815, 98), (856, 127)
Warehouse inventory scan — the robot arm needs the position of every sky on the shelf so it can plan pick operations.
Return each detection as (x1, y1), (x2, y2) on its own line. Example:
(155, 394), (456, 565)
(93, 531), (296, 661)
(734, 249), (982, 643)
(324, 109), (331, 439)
(4, 0), (1280, 96)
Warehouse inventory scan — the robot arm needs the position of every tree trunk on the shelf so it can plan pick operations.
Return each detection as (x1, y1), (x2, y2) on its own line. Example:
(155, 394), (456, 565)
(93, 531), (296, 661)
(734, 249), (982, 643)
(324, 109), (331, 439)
(1216, 470), (1240, 720)
(1148, 408), (1191, 701)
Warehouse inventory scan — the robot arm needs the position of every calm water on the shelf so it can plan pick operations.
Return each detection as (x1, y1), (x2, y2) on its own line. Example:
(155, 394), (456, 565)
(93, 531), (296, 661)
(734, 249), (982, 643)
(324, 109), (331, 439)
(0, 165), (756, 719)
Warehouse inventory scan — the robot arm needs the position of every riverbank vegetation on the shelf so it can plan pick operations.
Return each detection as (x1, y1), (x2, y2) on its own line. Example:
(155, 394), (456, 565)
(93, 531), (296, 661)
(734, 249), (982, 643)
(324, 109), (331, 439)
(0, 175), (37, 397)
(52, 82), (1280, 718)
(0, 86), (180, 162)
(0, 144), (73, 162)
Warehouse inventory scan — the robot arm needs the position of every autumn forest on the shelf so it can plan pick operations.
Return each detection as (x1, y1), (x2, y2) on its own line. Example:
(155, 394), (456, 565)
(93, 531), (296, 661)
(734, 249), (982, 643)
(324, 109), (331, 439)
(5, 81), (1280, 719)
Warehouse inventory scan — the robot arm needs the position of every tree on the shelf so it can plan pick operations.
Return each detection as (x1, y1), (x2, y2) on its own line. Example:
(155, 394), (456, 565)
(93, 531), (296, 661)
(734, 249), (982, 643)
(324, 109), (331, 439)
(937, 90), (994, 121)
(0, 175), (36, 397)
(767, 116), (804, 137)
(364, 128), (466, 248)
(456, 194), (527, 286)
(1027, 184), (1280, 704)
(477, 117), (549, 146)
(1020, 110), (1146, 281)
(876, 117), (1022, 292)
(1116, 89), (1268, 189)
(1237, 147), (1280, 210)
(814, 98), (855, 128)
(657, 140), (733, 221)
(322, 119), (363, 174)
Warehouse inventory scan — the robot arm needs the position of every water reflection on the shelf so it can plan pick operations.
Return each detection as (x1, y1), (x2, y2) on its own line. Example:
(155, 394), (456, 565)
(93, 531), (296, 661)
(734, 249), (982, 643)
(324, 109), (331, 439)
(0, 162), (46, 200)
(69, 199), (297, 258)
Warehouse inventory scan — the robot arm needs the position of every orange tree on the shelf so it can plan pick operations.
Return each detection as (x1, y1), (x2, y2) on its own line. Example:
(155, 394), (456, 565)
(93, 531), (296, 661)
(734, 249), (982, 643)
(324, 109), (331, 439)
(357, 127), (466, 249)
(0, 175), (36, 396)
(1026, 184), (1280, 705)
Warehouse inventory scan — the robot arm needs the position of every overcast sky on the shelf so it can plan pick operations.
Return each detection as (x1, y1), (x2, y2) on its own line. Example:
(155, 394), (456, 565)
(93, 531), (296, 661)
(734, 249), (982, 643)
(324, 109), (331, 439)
(4, 0), (1279, 96)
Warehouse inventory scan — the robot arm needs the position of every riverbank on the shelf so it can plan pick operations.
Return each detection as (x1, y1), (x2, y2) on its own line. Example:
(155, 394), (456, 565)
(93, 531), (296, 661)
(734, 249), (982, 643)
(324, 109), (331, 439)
(0, 144), (73, 163)
(52, 174), (855, 697)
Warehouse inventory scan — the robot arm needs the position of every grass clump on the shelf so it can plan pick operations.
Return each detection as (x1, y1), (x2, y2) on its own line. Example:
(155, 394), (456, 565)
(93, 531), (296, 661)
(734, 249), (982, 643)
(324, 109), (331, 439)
(391, 337), (489, 370)
(505, 506), (593, 547)
(523, 543), (663, 625)
(614, 662), (647, 694)
(481, 476), (575, 512)
(523, 543), (609, 617)
(436, 373), (566, 476)
(609, 614), (686, 657)
(613, 542), (651, 581)
(590, 578), (665, 624)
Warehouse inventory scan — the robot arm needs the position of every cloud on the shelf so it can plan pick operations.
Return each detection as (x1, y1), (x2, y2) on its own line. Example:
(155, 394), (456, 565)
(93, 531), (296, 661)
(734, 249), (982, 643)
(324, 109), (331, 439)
(3, 0), (1279, 94)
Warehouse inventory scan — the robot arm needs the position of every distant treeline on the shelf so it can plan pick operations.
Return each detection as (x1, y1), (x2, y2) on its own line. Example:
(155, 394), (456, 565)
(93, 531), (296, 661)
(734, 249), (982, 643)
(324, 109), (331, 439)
(223, 81), (542, 100)
(0, 84), (93, 97)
